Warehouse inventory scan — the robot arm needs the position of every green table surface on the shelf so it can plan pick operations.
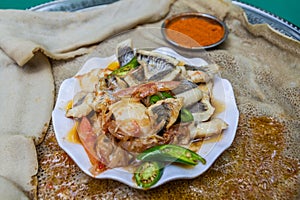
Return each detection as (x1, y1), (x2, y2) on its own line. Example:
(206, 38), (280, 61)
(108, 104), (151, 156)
(0, 0), (299, 28)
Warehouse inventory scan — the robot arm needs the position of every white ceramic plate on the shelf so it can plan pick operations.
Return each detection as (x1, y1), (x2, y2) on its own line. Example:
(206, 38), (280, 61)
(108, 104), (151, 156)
(52, 47), (239, 189)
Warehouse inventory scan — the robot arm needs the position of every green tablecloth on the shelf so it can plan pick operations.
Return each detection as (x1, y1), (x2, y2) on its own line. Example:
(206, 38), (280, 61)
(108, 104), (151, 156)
(0, 0), (299, 28)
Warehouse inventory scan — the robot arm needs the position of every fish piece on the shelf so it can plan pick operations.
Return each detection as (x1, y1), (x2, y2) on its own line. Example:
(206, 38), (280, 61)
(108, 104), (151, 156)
(116, 39), (135, 67)
(136, 49), (180, 67)
(184, 63), (220, 83)
(171, 80), (203, 107)
(190, 93), (215, 122)
(189, 118), (228, 139)
(113, 81), (180, 99)
(136, 49), (180, 83)
(92, 90), (116, 114)
(123, 65), (146, 87)
(75, 68), (101, 93)
(95, 133), (132, 168)
(66, 92), (94, 118)
(139, 58), (171, 79)
(75, 68), (111, 93)
(67, 89), (116, 118)
(106, 76), (128, 90)
(171, 80), (198, 94)
(109, 98), (152, 138)
(175, 91), (202, 107)
(198, 81), (214, 97)
(148, 67), (181, 82)
(147, 97), (184, 131)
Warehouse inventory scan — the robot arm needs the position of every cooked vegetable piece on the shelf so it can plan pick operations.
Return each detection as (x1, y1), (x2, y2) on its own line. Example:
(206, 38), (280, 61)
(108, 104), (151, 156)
(180, 108), (194, 122)
(150, 91), (174, 104)
(149, 91), (174, 104)
(111, 57), (139, 76)
(149, 95), (161, 105)
(137, 144), (206, 165)
(134, 161), (164, 189)
(160, 91), (173, 99)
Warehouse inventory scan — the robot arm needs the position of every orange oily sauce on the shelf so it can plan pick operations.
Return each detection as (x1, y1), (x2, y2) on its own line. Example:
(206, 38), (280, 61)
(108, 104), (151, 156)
(165, 17), (225, 48)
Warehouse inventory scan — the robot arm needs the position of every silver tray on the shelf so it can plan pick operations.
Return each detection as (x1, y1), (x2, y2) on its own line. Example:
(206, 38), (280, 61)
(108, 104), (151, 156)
(29, 0), (300, 41)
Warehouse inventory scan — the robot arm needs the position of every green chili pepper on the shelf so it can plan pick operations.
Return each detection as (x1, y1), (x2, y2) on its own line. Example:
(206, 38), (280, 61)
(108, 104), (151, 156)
(160, 91), (173, 99)
(111, 57), (139, 76)
(149, 95), (161, 104)
(149, 91), (174, 105)
(137, 144), (206, 165)
(134, 161), (164, 189)
(180, 108), (194, 122)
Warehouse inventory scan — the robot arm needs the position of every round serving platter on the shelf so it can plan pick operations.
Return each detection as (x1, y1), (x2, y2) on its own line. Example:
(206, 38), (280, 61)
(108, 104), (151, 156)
(52, 47), (239, 189)
(29, 0), (300, 41)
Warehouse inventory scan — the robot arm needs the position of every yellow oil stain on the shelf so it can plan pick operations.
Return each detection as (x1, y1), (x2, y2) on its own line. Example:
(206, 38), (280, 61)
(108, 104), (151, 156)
(65, 100), (73, 111)
(211, 97), (226, 115)
(66, 122), (81, 144)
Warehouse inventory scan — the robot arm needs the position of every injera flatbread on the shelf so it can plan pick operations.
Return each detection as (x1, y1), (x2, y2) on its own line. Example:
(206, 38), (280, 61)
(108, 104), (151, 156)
(0, 135), (37, 200)
(0, 176), (29, 200)
(0, 0), (299, 199)
(0, 51), (54, 144)
(0, 0), (174, 66)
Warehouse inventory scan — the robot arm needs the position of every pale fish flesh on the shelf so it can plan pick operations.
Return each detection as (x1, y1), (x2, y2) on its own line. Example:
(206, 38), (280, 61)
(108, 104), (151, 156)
(189, 118), (228, 139)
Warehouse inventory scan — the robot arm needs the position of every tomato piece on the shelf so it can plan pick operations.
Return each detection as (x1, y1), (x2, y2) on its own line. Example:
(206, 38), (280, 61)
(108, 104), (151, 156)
(77, 117), (106, 174)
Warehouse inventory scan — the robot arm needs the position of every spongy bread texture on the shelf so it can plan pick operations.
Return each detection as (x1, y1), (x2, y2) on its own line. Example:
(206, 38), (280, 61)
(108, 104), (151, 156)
(36, 0), (299, 199)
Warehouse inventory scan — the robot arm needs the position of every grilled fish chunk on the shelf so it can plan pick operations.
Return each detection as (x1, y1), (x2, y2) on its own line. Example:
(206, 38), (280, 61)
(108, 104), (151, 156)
(189, 118), (228, 139)
(147, 98), (183, 131)
(123, 65), (146, 87)
(172, 82), (202, 107)
(189, 93), (215, 122)
(183, 63), (220, 83)
(116, 39), (135, 67)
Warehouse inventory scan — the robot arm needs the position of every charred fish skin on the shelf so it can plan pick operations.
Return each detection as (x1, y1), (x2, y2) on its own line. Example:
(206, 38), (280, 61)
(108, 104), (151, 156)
(136, 49), (180, 66)
(147, 67), (181, 82)
(116, 39), (135, 67)
(147, 98), (183, 131)
(136, 50), (177, 76)
(171, 80), (198, 95)
(184, 63), (220, 73)
(123, 65), (146, 87)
